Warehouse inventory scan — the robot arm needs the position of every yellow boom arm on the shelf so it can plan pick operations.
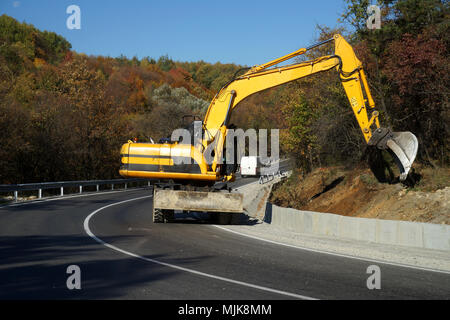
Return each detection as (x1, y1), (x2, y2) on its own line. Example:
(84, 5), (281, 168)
(203, 35), (381, 172)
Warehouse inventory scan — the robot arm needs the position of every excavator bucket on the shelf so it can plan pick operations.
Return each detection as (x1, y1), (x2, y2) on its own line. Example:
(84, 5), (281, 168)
(386, 132), (418, 181)
(369, 128), (418, 181)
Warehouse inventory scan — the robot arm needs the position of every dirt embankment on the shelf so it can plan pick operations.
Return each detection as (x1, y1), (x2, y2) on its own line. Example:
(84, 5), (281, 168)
(269, 166), (450, 225)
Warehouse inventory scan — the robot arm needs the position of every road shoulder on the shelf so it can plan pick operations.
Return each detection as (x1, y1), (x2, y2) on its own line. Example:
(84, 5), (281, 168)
(215, 221), (450, 273)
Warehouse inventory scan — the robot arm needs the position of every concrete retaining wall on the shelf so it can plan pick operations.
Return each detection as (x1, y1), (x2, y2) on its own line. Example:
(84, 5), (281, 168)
(264, 203), (450, 251)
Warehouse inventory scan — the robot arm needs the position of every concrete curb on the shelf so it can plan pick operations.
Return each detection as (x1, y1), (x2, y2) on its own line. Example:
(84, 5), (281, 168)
(264, 203), (450, 251)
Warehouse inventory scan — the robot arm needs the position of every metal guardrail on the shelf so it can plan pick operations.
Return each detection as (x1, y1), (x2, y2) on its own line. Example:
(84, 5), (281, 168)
(259, 170), (290, 184)
(0, 178), (151, 202)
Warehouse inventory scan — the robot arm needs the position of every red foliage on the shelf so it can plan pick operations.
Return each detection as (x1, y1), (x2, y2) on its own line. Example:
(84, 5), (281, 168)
(384, 33), (447, 100)
(63, 51), (73, 63)
(382, 31), (449, 161)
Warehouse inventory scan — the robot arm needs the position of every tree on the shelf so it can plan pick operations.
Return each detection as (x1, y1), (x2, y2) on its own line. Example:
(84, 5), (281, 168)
(384, 32), (449, 165)
(280, 93), (319, 172)
(157, 55), (175, 72)
(341, 0), (449, 165)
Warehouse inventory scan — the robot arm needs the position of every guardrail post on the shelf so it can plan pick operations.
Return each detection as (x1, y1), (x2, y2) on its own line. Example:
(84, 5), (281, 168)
(60, 187), (64, 196)
(38, 189), (42, 199)
(79, 185), (82, 194)
(96, 184), (99, 192)
(148, 181), (150, 187)
(14, 190), (18, 202)
(111, 184), (114, 191)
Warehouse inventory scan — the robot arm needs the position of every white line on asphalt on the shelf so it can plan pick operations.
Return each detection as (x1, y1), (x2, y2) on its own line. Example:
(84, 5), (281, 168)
(0, 187), (149, 208)
(212, 225), (450, 275)
(83, 195), (318, 300)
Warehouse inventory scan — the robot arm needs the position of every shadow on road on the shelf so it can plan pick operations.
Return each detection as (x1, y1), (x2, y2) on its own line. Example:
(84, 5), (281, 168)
(0, 234), (206, 299)
(1, 198), (113, 212)
(165, 212), (259, 226)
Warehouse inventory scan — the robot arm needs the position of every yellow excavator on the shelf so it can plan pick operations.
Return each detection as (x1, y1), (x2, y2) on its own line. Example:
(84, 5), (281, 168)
(120, 34), (418, 223)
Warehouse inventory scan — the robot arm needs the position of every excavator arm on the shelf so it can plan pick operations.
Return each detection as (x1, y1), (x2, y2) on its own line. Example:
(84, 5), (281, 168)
(202, 34), (417, 180)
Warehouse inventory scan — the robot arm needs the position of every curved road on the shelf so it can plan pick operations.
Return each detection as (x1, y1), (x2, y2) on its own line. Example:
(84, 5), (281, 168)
(0, 181), (449, 300)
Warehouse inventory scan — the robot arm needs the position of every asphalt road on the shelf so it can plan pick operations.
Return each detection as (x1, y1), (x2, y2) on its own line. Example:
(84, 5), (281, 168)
(0, 173), (449, 300)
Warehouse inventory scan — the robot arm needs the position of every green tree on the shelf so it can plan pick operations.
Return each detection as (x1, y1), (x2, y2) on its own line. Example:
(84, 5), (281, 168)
(157, 54), (175, 72)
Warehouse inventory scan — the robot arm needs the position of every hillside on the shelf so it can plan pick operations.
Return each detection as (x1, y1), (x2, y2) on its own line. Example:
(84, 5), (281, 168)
(270, 165), (450, 225)
(1, 0), (448, 189)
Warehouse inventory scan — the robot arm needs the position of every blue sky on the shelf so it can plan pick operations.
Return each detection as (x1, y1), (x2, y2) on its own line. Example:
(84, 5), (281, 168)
(0, 0), (349, 66)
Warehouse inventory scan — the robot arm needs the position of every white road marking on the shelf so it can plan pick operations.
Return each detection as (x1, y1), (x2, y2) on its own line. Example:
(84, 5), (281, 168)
(0, 187), (148, 208)
(213, 225), (450, 275)
(83, 195), (318, 300)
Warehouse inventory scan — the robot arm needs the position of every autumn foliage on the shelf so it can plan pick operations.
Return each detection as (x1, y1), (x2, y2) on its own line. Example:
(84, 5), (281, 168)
(0, 0), (448, 184)
(0, 14), (241, 183)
